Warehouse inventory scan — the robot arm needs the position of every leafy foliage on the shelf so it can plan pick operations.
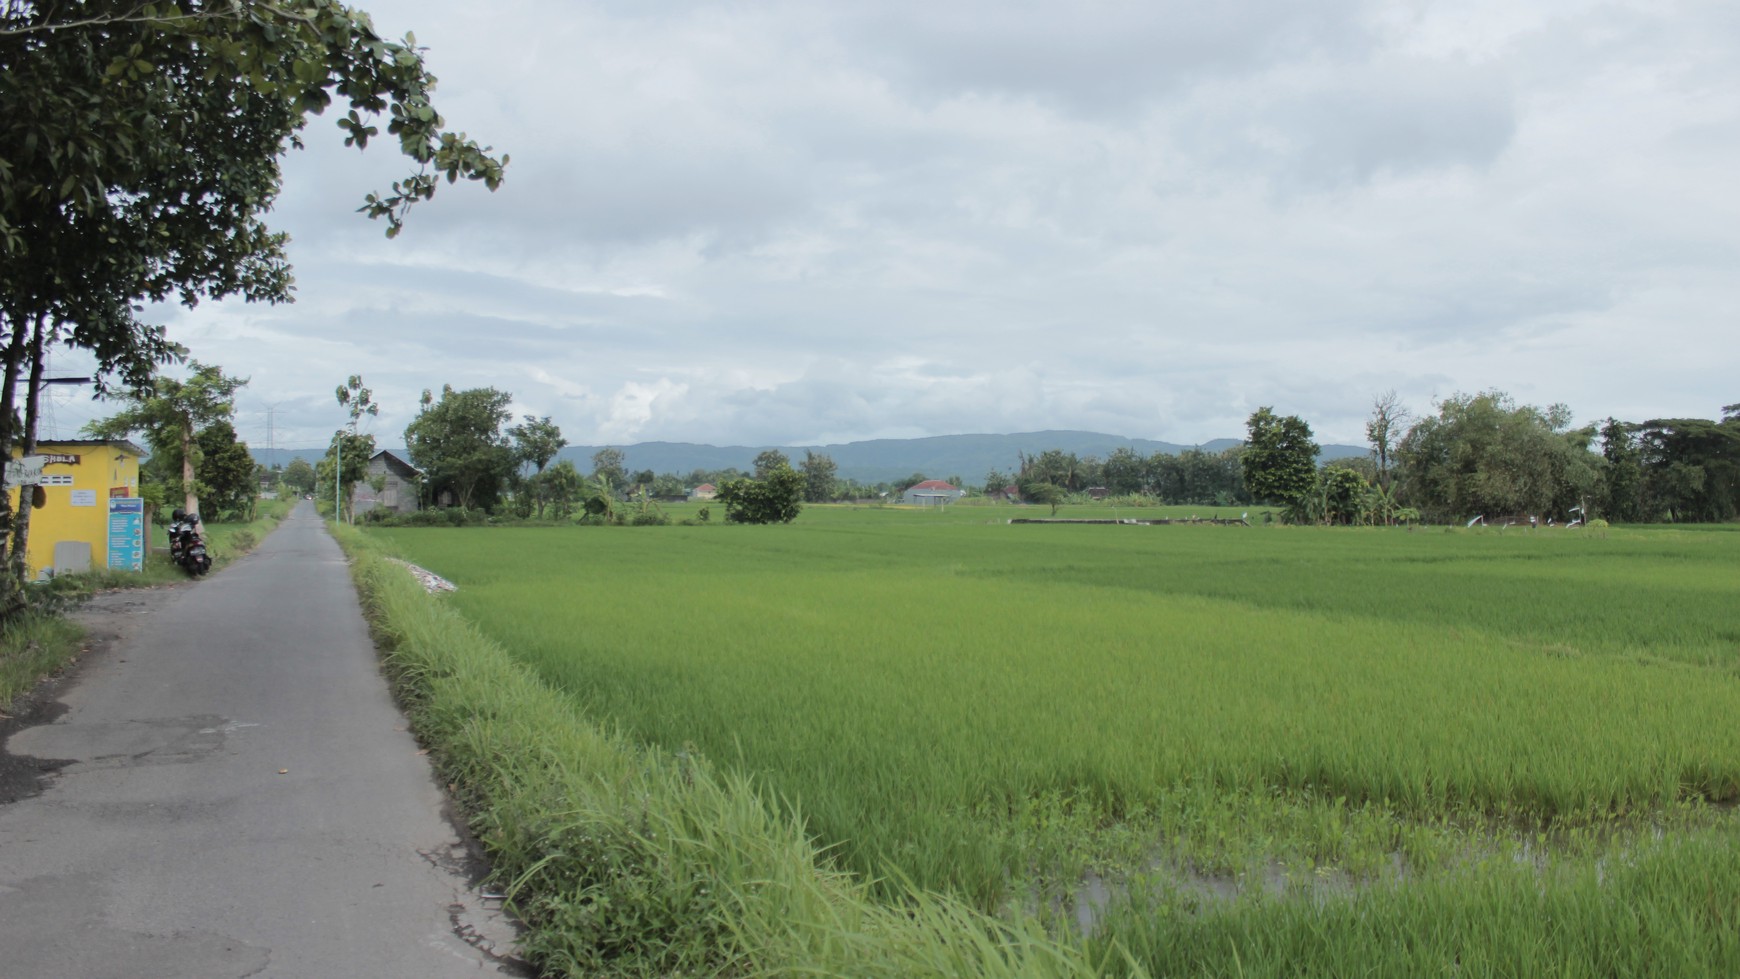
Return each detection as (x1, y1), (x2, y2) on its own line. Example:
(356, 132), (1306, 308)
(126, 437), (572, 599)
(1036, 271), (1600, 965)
(1397, 391), (1601, 523)
(717, 465), (804, 524)
(194, 419), (258, 519)
(82, 360), (248, 516)
(752, 449), (791, 480)
(282, 457), (318, 496)
(404, 385), (515, 511)
(798, 450), (837, 503)
(1241, 407), (1318, 510)
(1633, 414), (1740, 522)
(589, 447), (627, 489)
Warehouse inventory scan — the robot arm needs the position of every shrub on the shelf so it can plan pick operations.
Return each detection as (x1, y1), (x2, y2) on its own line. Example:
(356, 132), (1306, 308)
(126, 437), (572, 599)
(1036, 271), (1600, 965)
(717, 466), (804, 524)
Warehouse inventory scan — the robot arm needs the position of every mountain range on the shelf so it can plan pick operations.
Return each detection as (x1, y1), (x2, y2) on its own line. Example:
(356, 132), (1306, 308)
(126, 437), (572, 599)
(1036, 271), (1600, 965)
(255, 431), (1368, 486)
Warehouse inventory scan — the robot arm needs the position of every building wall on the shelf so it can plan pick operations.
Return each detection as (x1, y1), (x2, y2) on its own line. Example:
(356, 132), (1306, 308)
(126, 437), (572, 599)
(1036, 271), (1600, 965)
(7, 443), (141, 579)
(355, 456), (421, 514)
(901, 487), (965, 505)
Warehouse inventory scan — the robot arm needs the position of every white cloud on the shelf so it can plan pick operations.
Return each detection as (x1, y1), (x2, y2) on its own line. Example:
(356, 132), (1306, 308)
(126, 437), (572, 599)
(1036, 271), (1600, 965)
(58, 0), (1738, 456)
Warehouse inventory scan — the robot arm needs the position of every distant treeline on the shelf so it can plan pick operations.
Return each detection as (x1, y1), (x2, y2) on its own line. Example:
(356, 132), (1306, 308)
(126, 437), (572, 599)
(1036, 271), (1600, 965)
(274, 382), (1735, 525)
(985, 391), (1739, 524)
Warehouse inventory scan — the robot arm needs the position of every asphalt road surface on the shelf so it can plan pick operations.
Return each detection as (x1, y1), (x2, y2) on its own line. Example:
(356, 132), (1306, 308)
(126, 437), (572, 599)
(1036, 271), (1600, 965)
(0, 502), (521, 977)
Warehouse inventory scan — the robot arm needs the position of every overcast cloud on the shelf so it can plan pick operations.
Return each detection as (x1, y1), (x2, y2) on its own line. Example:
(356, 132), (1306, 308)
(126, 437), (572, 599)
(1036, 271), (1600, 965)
(40, 0), (1740, 456)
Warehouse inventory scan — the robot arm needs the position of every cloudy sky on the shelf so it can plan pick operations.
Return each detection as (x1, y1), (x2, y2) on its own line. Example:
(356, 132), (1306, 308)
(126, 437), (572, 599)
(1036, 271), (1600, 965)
(41, 0), (1740, 455)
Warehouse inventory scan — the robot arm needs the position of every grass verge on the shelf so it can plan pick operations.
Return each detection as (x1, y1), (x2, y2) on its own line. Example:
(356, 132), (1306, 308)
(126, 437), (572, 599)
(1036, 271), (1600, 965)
(334, 522), (1115, 978)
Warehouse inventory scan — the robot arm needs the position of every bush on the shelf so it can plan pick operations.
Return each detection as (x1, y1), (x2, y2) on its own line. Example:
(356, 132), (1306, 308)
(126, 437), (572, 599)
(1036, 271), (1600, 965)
(368, 507), (490, 528)
(717, 466), (804, 524)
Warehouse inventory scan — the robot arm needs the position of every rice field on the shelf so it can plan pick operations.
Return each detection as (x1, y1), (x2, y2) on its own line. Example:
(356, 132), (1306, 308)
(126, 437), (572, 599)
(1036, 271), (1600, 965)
(365, 507), (1740, 975)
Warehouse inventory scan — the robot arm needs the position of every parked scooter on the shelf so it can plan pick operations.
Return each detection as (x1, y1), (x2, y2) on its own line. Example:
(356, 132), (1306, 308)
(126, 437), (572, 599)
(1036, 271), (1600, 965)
(168, 508), (212, 576)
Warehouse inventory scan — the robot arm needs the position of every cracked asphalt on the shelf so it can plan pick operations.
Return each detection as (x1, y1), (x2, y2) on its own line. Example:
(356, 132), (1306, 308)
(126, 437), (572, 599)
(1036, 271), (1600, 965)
(0, 502), (522, 978)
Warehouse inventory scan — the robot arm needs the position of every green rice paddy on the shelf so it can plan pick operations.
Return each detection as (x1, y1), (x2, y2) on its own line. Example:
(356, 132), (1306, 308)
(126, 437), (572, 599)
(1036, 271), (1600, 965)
(365, 505), (1740, 975)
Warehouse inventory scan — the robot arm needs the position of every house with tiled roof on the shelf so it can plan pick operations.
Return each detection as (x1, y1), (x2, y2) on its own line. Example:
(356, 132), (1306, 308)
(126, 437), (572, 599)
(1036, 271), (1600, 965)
(689, 483), (718, 501)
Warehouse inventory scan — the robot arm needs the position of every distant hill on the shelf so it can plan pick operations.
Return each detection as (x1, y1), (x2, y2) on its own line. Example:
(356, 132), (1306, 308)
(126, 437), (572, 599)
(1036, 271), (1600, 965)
(254, 432), (1367, 486)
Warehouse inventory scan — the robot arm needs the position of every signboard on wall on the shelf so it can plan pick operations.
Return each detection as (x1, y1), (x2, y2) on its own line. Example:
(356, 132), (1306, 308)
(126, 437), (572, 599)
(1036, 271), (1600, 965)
(3, 455), (45, 487)
(107, 497), (144, 572)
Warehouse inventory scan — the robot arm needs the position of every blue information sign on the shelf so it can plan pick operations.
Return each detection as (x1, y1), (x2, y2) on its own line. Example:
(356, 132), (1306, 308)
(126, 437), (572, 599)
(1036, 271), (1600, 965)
(108, 497), (144, 572)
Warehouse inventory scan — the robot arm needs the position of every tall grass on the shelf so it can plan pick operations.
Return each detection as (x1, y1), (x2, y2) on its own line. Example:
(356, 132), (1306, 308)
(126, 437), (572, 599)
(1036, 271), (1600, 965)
(342, 524), (1106, 978)
(363, 515), (1740, 975)
(0, 609), (85, 707)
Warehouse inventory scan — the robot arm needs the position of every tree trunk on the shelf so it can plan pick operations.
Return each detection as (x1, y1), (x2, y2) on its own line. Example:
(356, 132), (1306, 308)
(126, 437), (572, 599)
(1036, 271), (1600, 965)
(182, 415), (199, 518)
(9, 315), (48, 584)
(0, 312), (37, 617)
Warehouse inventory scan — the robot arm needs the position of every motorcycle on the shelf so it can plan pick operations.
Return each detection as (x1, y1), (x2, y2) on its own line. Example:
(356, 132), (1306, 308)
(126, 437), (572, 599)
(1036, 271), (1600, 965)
(169, 513), (213, 576)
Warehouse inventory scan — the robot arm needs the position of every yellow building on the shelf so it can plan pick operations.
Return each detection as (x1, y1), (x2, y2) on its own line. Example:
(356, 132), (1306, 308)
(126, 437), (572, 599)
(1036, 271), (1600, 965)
(6, 439), (144, 579)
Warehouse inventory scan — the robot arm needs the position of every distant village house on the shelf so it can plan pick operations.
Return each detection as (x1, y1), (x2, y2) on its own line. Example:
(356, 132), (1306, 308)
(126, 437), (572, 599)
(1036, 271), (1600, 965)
(902, 479), (965, 506)
(689, 483), (718, 501)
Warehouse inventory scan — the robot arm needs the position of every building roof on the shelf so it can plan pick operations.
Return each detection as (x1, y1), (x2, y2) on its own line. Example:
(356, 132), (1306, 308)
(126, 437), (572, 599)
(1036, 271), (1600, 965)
(907, 479), (959, 491)
(694, 483), (716, 492)
(370, 449), (423, 478)
(33, 439), (145, 456)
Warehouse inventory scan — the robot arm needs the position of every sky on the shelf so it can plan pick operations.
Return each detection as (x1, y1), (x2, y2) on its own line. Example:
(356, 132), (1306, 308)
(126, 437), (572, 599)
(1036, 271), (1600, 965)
(39, 0), (1740, 457)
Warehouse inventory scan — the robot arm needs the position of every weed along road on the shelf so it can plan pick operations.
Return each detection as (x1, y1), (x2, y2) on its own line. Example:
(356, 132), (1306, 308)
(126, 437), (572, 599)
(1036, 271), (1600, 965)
(0, 502), (519, 977)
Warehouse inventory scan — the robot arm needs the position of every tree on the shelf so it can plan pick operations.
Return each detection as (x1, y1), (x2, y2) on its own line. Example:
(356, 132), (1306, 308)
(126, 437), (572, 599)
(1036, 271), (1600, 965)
(1021, 481), (1065, 515)
(0, 1), (504, 613)
(539, 460), (584, 520)
(1397, 391), (1603, 522)
(1101, 448), (1147, 496)
(195, 420), (258, 519)
(404, 385), (515, 511)
(1317, 465), (1371, 526)
(508, 415), (565, 518)
(1241, 407), (1318, 510)
(591, 448), (628, 491)
(753, 449), (791, 480)
(717, 465), (804, 524)
(319, 429), (374, 522)
(317, 375), (379, 522)
(282, 457), (318, 496)
(1635, 413), (1740, 522)
(799, 450), (837, 503)
(508, 415), (566, 474)
(0, 1), (506, 584)
(1366, 390), (1411, 491)
(1026, 449), (1084, 491)
(83, 360), (248, 518)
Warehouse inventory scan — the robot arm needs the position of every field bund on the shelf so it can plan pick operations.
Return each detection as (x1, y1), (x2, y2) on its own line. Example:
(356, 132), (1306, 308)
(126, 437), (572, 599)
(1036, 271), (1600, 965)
(362, 506), (1740, 977)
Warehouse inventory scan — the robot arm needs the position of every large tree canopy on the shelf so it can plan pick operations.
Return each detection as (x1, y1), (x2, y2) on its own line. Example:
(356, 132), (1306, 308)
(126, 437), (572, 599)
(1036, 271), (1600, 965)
(2, 0), (506, 384)
(1, 0), (505, 602)
(1241, 407), (1318, 509)
(404, 385), (514, 511)
(1633, 412), (1740, 523)
(1396, 391), (1602, 523)
(83, 359), (248, 517)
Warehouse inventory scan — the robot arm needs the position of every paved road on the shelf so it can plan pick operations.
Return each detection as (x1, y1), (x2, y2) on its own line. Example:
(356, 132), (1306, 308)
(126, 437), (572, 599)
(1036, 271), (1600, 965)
(0, 502), (519, 977)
